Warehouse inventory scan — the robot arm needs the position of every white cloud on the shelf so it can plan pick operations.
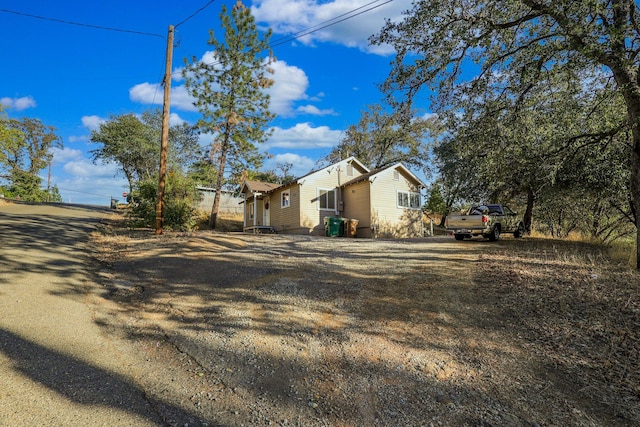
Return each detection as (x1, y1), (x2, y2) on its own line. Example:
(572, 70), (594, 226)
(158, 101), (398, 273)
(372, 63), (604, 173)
(51, 147), (83, 165)
(264, 122), (343, 150)
(129, 82), (163, 106)
(62, 158), (118, 178)
(81, 115), (105, 131)
(266, 60), (310, 117)
(295, 105), (337, 116)
(52, 156), (128, 205)
(1, 96), (36, 111)
(170, 85), (198, 112)
(134, 56), (324, 117)
(168, 113), (187, 126)
(251, 0), (403, 54)
(68, 135), (88, 143)
(129, 82), (198, 112)
(263, 152), (316, 176)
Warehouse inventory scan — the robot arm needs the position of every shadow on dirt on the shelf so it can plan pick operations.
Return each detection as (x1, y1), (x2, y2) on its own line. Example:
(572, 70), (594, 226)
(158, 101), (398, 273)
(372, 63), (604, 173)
(0, 327), (208, 425)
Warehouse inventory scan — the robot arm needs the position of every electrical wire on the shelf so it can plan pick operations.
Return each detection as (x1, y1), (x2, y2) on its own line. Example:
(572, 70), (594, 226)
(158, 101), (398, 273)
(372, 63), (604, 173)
(269, 0), (392, 47)
(54, 187), (114, 198)
(186, 0), (394, 72)
(175, 0), (217, 28)
(0, 8), (164, 38)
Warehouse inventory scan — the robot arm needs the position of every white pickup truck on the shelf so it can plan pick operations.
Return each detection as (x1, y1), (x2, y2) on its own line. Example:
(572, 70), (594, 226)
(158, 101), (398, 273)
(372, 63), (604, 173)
(444, 204), (525, 241)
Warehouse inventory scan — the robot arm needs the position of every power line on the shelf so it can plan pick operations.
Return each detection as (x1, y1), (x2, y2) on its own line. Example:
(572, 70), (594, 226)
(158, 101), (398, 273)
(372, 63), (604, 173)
(175, 0), (217, 28)
(54, 187), (114, 198)
(181, 0), (394, 73)
(270, 0), (392, 48)
(0, 8), (164, 38)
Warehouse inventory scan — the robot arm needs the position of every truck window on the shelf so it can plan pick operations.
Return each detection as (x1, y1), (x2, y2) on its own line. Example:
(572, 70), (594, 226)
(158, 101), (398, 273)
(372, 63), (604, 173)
(488, 205), (502, 215)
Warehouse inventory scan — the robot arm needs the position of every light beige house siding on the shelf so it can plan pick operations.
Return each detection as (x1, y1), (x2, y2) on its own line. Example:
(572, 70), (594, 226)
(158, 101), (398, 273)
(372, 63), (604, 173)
(269, 185), (302, 233)
(297, 159), (367, 235)
(241, 159), (424, 238)
(343, 179), (371, 237)
(369, 167), (423, 238)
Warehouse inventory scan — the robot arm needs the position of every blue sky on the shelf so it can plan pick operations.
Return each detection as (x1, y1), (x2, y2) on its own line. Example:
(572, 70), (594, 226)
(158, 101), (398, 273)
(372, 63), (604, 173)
(1, 0), (430, 205)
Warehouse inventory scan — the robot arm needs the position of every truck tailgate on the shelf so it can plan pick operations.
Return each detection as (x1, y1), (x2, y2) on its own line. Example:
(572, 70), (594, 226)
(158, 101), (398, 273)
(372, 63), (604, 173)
(446, 215), (484, 229)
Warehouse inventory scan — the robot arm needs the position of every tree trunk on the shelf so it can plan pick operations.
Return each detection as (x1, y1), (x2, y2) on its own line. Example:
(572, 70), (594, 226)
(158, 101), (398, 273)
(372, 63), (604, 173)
(523, 188), (535, 234)
(209, 146), (228, 230)
(632, 133), (640, 269)
(618, 85), (640, 269)
(608, 63), (640, 268)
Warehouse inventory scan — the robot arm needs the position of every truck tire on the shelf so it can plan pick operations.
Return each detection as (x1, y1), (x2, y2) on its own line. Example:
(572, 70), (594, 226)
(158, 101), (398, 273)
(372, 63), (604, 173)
(454, 234), (465, 241)
(488, 226), (500, 242)
(514, 223), (525, 238)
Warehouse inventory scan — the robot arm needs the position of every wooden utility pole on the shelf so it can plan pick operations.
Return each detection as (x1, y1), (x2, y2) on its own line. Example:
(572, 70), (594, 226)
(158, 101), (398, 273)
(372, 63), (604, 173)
(155, 25), (174, 234)
(46, 160), (52, 203)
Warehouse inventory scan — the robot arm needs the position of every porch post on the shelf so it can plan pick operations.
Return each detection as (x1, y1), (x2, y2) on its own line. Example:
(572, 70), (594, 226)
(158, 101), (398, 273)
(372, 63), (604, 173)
(253, 192), (258, 227)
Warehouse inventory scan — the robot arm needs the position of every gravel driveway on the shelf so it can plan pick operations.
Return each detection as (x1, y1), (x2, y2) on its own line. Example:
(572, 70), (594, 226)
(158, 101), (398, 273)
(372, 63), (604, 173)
(88, 223), (624, 426)
(4, 201), (632, 426)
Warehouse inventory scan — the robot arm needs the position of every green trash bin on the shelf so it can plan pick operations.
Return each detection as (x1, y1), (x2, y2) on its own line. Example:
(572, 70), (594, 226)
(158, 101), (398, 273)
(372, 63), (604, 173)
(324, 216), (345, 237)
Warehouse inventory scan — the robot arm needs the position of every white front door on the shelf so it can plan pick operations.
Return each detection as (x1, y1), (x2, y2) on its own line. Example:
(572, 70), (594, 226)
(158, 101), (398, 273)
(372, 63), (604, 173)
(263, 198), (270, 226)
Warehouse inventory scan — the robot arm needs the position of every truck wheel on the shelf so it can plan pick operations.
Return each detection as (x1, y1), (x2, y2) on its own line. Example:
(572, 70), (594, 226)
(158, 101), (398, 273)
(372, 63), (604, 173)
(454, 234), (465, 241)
(488, 226), (500, 241)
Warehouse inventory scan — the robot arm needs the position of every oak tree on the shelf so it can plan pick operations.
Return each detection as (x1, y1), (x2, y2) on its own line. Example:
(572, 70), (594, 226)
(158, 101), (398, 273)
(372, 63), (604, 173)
(373, 1), (640, 266)
(323, 104), (432, 174)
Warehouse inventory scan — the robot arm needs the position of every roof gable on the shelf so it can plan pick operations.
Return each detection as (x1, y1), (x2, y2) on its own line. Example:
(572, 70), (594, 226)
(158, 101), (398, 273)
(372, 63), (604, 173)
(240, 157), (373, 196)
(240, 180), (281, 194)
(294, 156), (369, 184)
(342, 162), (426, 188)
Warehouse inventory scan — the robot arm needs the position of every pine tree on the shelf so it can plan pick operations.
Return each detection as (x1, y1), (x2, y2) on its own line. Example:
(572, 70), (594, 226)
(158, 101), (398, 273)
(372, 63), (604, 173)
(183, 1), (275, 228)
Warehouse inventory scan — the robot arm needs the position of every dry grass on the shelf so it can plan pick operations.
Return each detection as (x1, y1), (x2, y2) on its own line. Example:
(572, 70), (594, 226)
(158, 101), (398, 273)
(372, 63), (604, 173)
(478, 238), (640, 422)
(193, 211), (244, 232)
(529, 229), (637, 267)
(87, 216), (640, 425)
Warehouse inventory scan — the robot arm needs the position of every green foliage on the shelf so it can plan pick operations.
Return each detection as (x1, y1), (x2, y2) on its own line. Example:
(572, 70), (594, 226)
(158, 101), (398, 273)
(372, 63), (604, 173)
(246, 162), (295, 184)
(0, 114), (63, 202)
(183, 1), (275, 227)
(188, 157), (218, 187)
(2, 170), (61, 202)
(425, 182), (447, 215)
(323, 104), (433, 174)
(127, 172), (202, 231)
(376, 1), (638, 249)
(7, 118), (62, 174)
(0, 109), (25, 176)
(90, 110), (200, 193)
(89, 113), (159, 193)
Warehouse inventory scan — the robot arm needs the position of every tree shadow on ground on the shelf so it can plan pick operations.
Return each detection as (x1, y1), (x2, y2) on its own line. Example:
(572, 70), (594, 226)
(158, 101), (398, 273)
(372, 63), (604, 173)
(0, 327), (212, 426)
(74, 231), (635, 425)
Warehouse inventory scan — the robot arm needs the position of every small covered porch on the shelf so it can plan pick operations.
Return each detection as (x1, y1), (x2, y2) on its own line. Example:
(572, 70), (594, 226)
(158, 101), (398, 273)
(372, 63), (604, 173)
(239, 180), (281, 233)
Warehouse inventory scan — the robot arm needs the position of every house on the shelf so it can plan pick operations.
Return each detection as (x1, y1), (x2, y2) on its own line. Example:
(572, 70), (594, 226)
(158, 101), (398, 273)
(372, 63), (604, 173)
(240, 157), (426, 238)
(341, 163), (426, 238)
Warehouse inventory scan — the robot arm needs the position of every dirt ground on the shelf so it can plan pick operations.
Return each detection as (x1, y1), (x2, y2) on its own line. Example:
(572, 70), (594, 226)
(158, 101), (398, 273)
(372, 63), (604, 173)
(87, 217), (640, 427)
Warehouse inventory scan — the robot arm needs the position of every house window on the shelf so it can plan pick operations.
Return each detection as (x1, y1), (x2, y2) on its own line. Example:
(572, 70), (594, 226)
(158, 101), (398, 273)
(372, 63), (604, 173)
(397, 190), (421, 209)
(281, 191), (290, 208)
(346, 163), (353, 177)
(248, 202), (254, 219)
(318, 188), (336, 211)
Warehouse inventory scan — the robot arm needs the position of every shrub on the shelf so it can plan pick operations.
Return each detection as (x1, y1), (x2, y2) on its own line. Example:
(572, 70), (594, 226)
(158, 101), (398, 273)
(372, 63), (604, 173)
(127, 173), (202, 231)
